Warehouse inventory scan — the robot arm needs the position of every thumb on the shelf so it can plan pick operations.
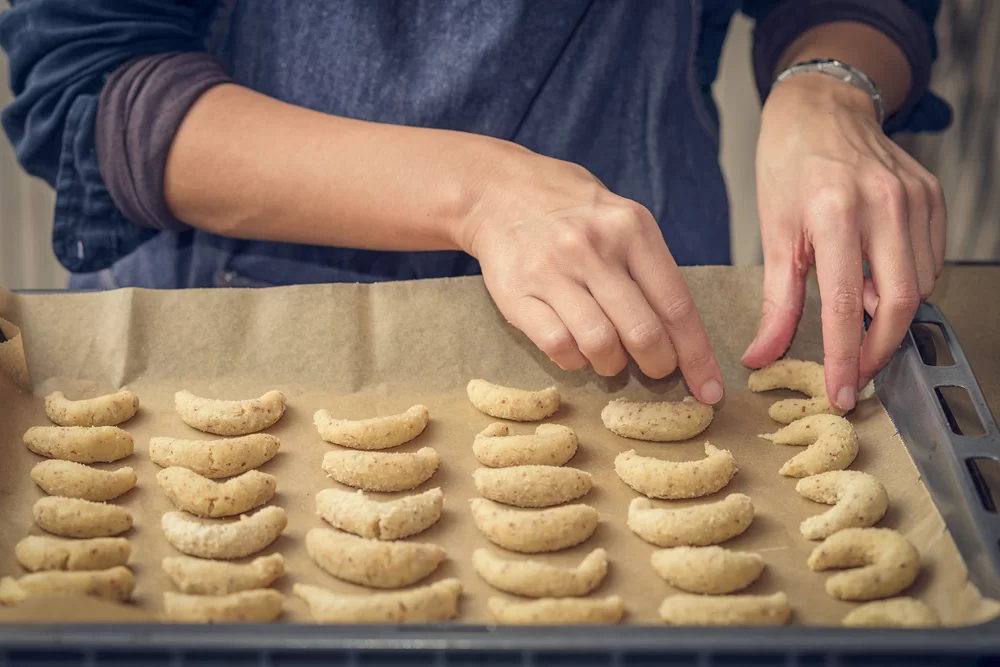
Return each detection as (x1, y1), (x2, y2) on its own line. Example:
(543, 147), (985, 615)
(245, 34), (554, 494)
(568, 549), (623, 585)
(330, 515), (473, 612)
(741, 244), (807, 368)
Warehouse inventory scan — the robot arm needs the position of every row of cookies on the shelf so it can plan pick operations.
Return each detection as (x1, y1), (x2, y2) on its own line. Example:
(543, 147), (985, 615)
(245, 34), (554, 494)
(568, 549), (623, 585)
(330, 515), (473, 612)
(4, 390), (140, 606)
(601, 388), (787, 626)
(465, 380), (622, 625)
(295, 401), (461, 623)
(751, 360), (938, 628)
(154, 390), (289, 622)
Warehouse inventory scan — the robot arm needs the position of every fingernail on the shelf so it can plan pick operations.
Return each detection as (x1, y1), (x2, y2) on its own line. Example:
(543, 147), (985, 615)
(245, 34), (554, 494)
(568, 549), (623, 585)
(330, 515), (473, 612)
(836, 386), (856, 411)
(740, 338), (758, 363)
(700, 379), (723, 404)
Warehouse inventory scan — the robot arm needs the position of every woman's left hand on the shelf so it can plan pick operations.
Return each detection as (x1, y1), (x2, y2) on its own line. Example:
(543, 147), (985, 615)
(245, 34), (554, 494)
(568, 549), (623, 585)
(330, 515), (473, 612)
(742, 72), (946, 412)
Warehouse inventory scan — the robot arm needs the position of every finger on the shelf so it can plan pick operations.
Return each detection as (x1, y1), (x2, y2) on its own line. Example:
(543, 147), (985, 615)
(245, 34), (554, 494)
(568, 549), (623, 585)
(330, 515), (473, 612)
(507, 296), (589, 371)
(899, 170), (935, 300)
(861, 276), (878, 391)
(810, 186), (865, 411)
(929, 182), (947, 275)
(896, 148), (947, 274)
(586, 269), (678, 380)
(543, 283), (629, 377)
(863, 277), (879, 315)
(627, 231), (724, 404)
(858, 185), (921, 388)
(741, 238), (808, 368)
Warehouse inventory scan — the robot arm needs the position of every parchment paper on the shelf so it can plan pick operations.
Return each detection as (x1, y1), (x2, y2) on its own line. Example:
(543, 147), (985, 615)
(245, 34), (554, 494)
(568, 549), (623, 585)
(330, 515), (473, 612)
(0, 267), (997, 627)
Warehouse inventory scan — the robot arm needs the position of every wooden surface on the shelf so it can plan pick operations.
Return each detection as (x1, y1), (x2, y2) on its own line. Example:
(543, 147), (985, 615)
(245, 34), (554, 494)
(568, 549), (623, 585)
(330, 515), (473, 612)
(930, 264), (1000, 417)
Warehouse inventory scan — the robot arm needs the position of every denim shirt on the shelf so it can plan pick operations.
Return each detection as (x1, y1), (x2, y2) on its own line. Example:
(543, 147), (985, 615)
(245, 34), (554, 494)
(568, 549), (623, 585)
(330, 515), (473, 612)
(0, 0), (951, 288)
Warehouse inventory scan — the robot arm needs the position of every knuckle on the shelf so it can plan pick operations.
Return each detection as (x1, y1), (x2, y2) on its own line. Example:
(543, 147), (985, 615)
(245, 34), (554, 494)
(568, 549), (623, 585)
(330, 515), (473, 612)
(918, 279), (934, 301)
(603, 202), (643, 234)
(561, 159), (599, 184)
(825, 350), (861, 370)
(538, 329), (577, 358)
(827, 287), (863, 319)
(927, 176), (945, 204)
(576, 324), (619, 357)
(868, 172), (907, 217)
(661, 295), (696, 324)
(622, 320), (665, 352)
(885, 284), (922, 313)
(681, 346), (715, 376)
(625, 199), (654, 224)
(806, 183), (858, 233)
(761, 295), (799, 320)
(553, 225), (592, 255)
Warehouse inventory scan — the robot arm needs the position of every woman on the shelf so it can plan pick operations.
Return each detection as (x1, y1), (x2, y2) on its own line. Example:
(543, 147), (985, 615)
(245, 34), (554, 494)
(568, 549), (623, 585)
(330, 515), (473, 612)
(0, 1), (951, 409)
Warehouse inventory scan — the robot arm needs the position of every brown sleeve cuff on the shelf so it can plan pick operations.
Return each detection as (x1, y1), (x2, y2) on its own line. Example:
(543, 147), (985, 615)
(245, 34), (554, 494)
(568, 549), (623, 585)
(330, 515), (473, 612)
(96, 51), (232, 232)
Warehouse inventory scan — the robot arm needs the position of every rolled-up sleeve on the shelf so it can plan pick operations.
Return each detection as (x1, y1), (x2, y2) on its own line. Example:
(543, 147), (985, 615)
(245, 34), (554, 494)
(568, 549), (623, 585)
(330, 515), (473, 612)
(0, 0), (217, 273)
(743, 0), (952, 136)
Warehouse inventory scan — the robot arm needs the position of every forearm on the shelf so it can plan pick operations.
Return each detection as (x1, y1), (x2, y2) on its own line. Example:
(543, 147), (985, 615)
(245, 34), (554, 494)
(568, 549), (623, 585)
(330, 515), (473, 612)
(774, 21), (912, 118)
(164, 83), (511, 252)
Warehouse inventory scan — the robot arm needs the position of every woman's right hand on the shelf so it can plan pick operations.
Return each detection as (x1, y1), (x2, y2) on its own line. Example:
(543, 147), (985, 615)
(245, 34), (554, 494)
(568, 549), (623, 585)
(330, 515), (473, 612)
(460, 145), (725, 404)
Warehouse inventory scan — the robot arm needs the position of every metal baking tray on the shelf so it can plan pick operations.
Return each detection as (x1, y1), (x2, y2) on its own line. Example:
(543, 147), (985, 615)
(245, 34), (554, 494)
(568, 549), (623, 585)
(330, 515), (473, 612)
(0, 299), (998, 666)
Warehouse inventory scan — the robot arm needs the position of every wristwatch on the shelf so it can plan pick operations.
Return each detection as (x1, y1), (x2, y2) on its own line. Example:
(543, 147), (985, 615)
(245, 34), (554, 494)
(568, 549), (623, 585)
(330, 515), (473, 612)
(773, 58), (885, 126)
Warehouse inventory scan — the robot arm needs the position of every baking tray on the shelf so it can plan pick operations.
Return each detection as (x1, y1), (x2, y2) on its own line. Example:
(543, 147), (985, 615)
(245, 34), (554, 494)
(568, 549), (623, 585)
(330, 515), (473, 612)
(0, 300), (999, 665)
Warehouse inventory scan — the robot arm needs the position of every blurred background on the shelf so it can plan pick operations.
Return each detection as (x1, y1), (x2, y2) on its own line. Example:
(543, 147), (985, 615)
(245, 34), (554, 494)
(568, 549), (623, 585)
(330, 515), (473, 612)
(0, 1), (997, 290)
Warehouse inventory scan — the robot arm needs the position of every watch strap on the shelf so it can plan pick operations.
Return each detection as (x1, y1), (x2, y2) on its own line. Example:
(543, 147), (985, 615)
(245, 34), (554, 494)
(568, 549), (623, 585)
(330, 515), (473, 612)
(774, 58), (885, 126)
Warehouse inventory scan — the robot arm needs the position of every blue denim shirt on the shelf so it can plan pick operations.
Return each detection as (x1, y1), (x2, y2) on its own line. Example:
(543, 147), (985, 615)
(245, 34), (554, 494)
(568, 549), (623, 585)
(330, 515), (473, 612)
(0, 0), (951, 287)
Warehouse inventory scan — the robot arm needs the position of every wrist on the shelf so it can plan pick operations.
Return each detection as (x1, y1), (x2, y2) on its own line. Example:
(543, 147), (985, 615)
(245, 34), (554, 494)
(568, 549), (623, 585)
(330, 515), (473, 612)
(454, 138), (539, 257)
(770, 22), (910, 120)
(454, 138), (609, 259)
(766, 71), (879, 123)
